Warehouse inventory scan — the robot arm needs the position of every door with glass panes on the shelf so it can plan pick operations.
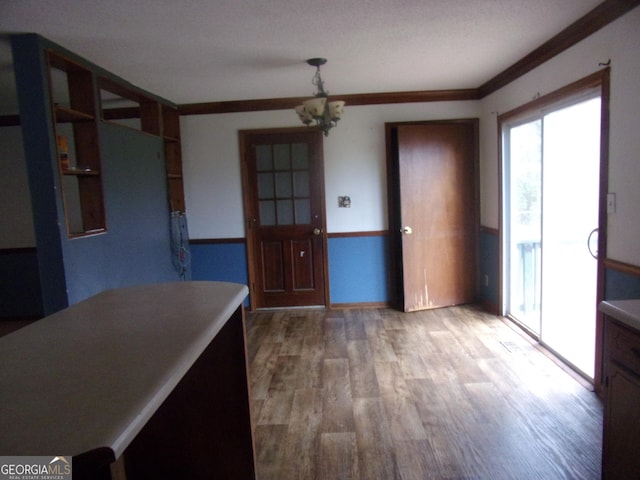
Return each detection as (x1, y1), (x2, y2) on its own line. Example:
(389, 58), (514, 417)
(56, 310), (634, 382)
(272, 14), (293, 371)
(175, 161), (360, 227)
(241, 129), (327, 308)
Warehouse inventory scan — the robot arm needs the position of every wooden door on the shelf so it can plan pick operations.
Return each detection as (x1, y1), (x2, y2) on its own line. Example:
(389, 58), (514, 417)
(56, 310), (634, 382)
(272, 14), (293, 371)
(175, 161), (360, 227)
(388, 121), (478, 312)
(241, 129), (327, 309)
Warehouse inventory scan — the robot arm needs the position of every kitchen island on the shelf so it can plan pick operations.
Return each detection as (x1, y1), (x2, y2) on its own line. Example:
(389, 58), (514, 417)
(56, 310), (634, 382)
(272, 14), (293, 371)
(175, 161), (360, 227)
(0, 281), (254, 479)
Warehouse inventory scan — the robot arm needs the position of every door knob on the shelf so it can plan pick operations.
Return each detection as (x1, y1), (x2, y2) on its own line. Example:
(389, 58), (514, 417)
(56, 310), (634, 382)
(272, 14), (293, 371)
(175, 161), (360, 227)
(313, 227), (323, 236)
(402, 226), (413, 235)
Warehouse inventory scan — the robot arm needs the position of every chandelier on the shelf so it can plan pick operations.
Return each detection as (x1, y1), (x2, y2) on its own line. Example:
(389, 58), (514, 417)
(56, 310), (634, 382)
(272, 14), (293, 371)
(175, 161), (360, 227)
(295, 58), (345, 137)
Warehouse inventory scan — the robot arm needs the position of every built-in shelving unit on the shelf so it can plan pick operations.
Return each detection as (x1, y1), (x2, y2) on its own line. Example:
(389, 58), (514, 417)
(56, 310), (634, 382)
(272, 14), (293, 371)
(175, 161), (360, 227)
(162, 105), (185, 213)
(47, 50), (106, 237)
(45, 49), (186, 239)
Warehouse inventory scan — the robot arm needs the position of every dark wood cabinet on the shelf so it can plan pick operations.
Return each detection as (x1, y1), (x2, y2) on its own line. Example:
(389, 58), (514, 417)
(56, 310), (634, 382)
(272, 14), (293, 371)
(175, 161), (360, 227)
(602, 313), (640, 480)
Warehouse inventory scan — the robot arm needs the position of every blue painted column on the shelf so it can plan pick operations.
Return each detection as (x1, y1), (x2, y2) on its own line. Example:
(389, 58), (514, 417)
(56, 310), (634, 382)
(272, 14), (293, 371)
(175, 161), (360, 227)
(11, 34), (68, 315)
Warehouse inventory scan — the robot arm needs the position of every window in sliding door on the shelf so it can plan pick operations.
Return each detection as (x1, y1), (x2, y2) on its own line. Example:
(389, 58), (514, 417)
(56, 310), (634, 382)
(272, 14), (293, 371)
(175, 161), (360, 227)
(539, 96), (601, 378)
(504, 118), (542, 335)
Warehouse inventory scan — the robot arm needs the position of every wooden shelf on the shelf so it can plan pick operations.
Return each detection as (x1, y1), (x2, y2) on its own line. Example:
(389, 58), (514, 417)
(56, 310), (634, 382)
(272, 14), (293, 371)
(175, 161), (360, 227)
(61, 168), (100, 176)
(54, 105), (94, 123)
(68, 228), (107, 239)
(98, 77), (163, 137)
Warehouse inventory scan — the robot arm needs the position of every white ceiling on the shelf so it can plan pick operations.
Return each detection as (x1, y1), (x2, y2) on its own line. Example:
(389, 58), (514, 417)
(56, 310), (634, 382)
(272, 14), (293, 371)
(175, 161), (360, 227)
(0, 0), (604, 112)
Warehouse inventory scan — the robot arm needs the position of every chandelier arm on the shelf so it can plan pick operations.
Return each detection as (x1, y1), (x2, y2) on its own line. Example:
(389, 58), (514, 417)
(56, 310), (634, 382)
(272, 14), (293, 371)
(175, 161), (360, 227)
(295, 57), (342, 136)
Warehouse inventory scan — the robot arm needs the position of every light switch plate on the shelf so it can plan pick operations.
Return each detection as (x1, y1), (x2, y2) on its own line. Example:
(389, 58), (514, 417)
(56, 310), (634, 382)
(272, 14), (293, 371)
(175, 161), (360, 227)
(338, 196), (351, 208)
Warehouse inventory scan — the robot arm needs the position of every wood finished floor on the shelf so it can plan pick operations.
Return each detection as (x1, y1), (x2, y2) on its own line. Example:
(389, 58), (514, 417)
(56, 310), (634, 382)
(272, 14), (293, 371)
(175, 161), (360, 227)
(246, 305), (603, 480)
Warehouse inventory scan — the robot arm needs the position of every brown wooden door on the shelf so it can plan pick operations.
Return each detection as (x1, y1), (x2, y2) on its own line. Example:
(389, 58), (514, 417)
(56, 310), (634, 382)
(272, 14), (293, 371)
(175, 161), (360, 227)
(390, 121), (478, 312)
(241, 129), (327, 309)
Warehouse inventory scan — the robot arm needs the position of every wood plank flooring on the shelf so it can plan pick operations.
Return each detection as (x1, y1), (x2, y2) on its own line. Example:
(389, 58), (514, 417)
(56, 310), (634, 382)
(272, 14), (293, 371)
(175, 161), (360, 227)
(246, 305), (603, 480)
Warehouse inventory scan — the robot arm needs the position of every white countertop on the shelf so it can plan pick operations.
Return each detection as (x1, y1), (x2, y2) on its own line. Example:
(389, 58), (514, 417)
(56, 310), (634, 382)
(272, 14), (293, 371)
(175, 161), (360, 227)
(599, 299), (640, 332)
(0, 281), (248, 458)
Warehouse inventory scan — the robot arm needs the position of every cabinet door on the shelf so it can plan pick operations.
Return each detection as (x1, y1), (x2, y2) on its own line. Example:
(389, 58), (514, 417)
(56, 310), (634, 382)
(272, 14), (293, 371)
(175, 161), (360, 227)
(603, 367), (640, 480)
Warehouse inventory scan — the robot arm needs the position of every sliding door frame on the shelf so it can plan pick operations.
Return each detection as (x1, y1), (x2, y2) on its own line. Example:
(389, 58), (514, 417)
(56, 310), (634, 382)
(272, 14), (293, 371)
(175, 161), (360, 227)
(497, 68), (610, 393)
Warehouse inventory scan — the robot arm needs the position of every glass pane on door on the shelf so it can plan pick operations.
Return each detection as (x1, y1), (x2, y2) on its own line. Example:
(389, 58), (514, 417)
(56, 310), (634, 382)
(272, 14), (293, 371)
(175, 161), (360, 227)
(506, 119), (542, 334)
(256, 142), (313, 226)
(540, 97), (600, 378)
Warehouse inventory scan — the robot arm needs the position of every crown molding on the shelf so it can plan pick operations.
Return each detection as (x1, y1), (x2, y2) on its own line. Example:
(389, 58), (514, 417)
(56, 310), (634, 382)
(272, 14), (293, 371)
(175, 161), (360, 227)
(478, 0), (640, 97)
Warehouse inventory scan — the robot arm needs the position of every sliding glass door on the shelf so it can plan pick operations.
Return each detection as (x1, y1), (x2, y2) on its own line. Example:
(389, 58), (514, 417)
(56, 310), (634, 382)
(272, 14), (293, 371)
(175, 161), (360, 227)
(503, 94), (601, 379)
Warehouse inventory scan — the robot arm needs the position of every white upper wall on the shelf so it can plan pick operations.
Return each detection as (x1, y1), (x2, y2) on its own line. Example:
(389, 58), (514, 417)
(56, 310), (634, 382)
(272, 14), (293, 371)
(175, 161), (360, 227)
(479, 6), (640, 265)
(181, 101), (480, 238)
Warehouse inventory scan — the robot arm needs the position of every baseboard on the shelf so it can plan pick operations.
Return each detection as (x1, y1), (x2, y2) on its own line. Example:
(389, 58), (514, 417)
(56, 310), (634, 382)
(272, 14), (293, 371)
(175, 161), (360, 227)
(329, 301), (392, 310)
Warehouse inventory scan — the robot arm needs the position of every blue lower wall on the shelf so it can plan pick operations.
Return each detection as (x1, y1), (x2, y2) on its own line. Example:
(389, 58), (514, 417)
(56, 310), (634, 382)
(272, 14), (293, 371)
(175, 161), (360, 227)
(190, 230), (640, 310)
(190, 242), (249, 286)
(479, 229), (500, 309)
(190, 242), (249, 306)
(190, 234), (390, 306)
(328, 235), (390, 305)
(605, 268), (640, 300)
